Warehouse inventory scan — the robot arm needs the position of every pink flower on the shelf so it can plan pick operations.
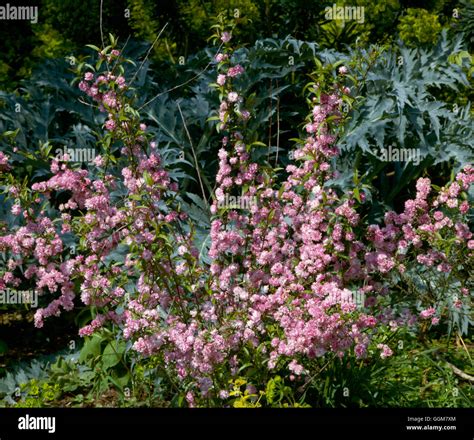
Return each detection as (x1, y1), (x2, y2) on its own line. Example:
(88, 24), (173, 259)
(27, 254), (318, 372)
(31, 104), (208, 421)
(228, 92), (239, 102)
(459, 201), (469, 214)
(338, 66), (348, 75)
(233, 286), (248, 301)
(0, 152), (9, 171)
(416, 178), (431, 199)
(215, 53), (228, 62)
(221, 31), (231, 43)
(227, 65), (244, 77)
(115, 76), (126, 88)
(355, 343), (367, 358)
(78, 81), (89, 92)
(217, 74), (226, 86)
(241, 110), (250, 120)
(103, 91), (118, 108)
(105, 119), (116, 131)
(433, 211), (443, 221)
(288, 359), (305, 375)
(186, 392), (195, 407)
(420, 307), (436, 319)
(93, 155), (104, 167)
(377, 344), (393, 359)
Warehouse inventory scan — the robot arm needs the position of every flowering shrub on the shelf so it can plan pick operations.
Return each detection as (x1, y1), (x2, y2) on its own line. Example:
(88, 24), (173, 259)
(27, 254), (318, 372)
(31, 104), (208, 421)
(0, 23), (472, 406)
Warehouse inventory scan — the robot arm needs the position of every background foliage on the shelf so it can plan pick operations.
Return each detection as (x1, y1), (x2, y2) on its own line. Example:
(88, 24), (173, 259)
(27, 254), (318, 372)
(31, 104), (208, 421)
(0, 0), (472, 408)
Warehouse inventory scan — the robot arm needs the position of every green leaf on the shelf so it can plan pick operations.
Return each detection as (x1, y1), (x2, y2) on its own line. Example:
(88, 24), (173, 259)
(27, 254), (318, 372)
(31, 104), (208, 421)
(143, 171), (153, 187)
(101, 340), (126, 369)
(250, 141), (267, 148)
(85, 44), (101, 52)
(79, 334), (102, 363)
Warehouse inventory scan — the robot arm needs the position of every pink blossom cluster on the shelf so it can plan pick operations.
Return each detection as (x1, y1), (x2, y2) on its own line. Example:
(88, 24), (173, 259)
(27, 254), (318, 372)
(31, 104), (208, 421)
(0, 151), (10, 172)
(116, 47), (400, 392)
(78, 68), (127, 132)
(0, 210), (75, 327)
(0, 39), (472, 404)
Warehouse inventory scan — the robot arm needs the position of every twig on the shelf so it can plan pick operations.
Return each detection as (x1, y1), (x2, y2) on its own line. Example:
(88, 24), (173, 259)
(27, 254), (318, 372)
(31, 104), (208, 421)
(137, 42), (224, 111)
(444, 359), (474, 382)
(297, 356), (335, 397)
(77, 98), (96, 108)
(267, 78), (272, 162)
(109, 34), (131, 73)
(176, 101), (209, 210)
(432, 350), (474, 382)
(457, 334), (473, 364)
(274, 80), (280, 167)
(99, 0), (104, 49)
(129, 22), (169, 86)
